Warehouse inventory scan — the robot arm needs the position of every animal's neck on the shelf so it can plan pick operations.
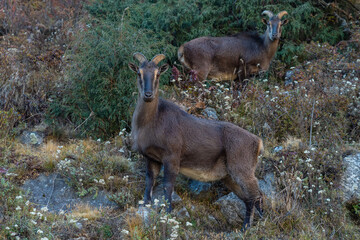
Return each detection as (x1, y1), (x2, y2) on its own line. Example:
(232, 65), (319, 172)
(133, 94), (159, 129)
(263, 29), (279, 60)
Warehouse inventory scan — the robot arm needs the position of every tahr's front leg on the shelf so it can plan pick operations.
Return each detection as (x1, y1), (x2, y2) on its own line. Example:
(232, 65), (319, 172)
(144, 156), (161, 204)
(163, 158), (180, 213)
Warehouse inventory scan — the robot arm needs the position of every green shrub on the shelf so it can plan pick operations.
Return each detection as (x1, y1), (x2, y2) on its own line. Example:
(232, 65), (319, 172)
(48, 12), (171, 137)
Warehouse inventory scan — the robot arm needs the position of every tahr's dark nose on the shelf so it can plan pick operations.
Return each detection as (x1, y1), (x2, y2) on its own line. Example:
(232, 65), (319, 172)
(144, 92), (152, 98)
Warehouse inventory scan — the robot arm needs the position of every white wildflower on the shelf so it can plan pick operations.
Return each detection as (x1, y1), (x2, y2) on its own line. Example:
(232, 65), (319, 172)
(308, 189), (313, 193)
(41, 238), (49, 240)
(138, 200), (144, 205)
(69, 219), (77, 223)
(326, 198), (331, 202)
(37, 229), (43, 234)
(186, 221), (193, 227)
(14, 224), (18, 228)
(31, 220), (37, 225)
(108, 176), (114, 180)
(121, 229), (129, 235)
(145, 204), (151, 208)
(105, 141), (110, 145)
(25, 200), (30, 206)
(15, 196), (22, 200)
(98, 179), (105, 185)
(304, 150), (310, 154)
(97, 138), (101, 142)
(154, 199), (159, 205)
(11, 232), (16, 236)
(15, 206), (21, 211)
(41, 206), (48, 212)
(5, 227), (10, 230)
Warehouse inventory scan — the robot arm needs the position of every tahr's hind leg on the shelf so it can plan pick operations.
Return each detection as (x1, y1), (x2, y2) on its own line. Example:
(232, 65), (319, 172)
(222, 175), (261, 230)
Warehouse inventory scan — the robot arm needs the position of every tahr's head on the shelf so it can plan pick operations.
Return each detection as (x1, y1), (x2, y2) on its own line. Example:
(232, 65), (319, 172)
(261, 10), (289, 41)
(129, 53), (169, 102)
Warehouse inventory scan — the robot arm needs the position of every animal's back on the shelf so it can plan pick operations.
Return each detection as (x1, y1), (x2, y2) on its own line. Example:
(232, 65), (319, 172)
(180, 34), (265, 80)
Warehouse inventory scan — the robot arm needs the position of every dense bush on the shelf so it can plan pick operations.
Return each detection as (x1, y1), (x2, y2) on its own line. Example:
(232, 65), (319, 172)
(47, 12), (172, 137)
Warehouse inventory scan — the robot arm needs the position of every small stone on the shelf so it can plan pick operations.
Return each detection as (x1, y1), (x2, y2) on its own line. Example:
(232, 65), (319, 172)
(75, 222), (83, 230)
(177, 207), (190, 219)
(258, 172), (276, 200)
(215, 192), (246, 225)
(273, 146), (283, 153)
(19, 131), (44, 146)
(202, 107), (218, 120)
(189, 180), (211, 195)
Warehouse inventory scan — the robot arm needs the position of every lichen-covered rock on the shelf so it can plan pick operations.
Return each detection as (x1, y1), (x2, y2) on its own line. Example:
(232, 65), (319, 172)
(22, 173), (117, 212)
(259, 172), (276, 200)
(341, 153), (360, 201)
(202, 107), (218, 120)
(19, 131), (44, 146)
(215, 192), (246, 225)
(215, 172), (276, 225)
(189, 179), (212, 195)
(177, 206), (190, 219)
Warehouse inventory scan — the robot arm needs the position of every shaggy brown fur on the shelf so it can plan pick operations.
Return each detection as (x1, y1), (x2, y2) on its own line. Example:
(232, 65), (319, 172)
(178, 10), (289, 82)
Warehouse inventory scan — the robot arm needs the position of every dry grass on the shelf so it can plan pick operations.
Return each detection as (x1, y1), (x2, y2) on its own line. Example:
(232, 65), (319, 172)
(70, 203), (102, 221)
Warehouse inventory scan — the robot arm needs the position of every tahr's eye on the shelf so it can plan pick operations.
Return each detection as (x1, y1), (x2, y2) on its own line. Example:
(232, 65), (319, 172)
(137, 72), (141, 77)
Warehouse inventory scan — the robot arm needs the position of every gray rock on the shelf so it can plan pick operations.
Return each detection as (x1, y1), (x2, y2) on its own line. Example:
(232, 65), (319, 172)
(152, 184), (182, 205)
(19, 131), (44, 146)
(259, 172), (276, 200)
(177, 207), (190, 219)
(273, 146), (283, 153)
(341, 153), (360, 201)
(215, 192), (246, 225)
(189, 180), (212, 195)
(284, 70), (295, 86)
(22, 173), (117, 212)
(75, 222), (83, 230)
(202, 107), (218, 120)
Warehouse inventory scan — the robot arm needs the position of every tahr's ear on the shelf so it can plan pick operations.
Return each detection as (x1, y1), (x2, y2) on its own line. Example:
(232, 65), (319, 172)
(281, 19), (289, 26)
(262, 18), (268, 25)
(159, 64), (169, 75)
(128, 62), (138, 73)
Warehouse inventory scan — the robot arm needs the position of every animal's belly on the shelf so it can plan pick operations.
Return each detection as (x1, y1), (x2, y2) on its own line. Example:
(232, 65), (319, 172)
(208, 72), (237, 81)
(179, 159), (227, 182)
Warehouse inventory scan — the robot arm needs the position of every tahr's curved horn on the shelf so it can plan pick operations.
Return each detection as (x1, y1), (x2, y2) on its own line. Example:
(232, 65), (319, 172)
(262, 10), (274, 18)
(133, 52), (147, 64)
(277, 11), (288, 19)
(151, 54), (166, 65)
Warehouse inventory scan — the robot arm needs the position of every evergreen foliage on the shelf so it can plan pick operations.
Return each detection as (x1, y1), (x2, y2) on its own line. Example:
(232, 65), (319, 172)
(48, 13), (171, 137)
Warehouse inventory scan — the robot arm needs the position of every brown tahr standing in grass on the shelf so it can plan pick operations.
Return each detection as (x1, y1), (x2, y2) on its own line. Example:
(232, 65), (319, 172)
(178, 10), (289, 82)
(129, 52), (264, 230)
